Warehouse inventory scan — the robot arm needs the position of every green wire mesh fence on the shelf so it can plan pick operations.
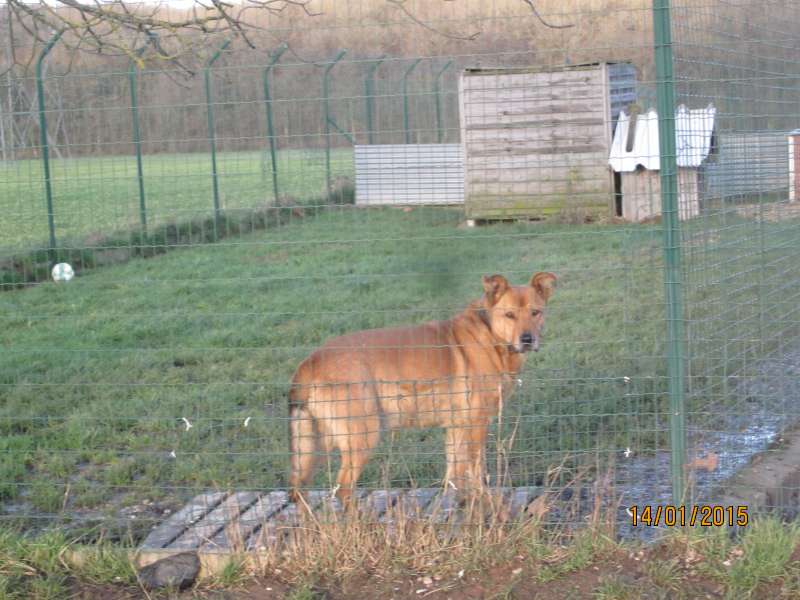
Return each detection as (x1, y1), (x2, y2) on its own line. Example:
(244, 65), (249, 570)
(672, 0), (800, 516)
(0, 0), (799, 542)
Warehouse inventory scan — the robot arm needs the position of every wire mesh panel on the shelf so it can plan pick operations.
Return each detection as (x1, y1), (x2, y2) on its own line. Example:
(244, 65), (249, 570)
(670, 0), (800, 514)
(1, 0), (799, 546)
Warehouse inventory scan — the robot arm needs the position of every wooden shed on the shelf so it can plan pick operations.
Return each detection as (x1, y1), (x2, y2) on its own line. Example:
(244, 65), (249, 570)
(458, 62), (636, 221)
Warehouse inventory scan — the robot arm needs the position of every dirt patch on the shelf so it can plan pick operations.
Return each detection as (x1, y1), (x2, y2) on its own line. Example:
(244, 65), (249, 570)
(720, 423), (800, 519)
(68, 582), (143, 600)
(711, 340), (800, 519)
(57, 537), (800, 600)
(112, 551), (715, 599)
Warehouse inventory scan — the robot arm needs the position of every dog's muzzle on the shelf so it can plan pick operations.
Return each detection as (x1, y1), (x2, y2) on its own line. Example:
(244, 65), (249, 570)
(518, 332), (539, 353)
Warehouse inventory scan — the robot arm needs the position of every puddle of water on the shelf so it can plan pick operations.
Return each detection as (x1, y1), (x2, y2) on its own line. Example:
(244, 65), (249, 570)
(611, 345), (800, 541)
(611, 414), (783, 541)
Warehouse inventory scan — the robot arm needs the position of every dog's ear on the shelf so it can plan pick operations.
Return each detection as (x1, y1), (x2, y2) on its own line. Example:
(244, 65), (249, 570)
(482, 274), (510, 305)
(530, 272), (557, 301)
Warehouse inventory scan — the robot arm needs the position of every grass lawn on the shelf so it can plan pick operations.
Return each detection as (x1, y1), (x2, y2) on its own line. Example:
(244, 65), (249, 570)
(0, 194), (798, 533)
(0, 148), (354, 253)
(0, 204), (670, 520)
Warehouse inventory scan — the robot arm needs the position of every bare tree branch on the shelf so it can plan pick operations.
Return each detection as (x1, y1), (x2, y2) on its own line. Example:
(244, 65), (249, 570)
(520, 0), (575, 29)
(3, 0), (572, 70)
(209, 0), (255, 49)
(387, 0), (481, 42)
(5, 0), (319, 64)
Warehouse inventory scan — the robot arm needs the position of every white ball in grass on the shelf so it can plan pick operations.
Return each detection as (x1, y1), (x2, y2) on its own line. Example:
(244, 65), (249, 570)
(51, 262), (74, 282)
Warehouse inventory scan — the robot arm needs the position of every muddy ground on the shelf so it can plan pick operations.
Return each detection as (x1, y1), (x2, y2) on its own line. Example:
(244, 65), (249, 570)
(63, 545), (800, 600)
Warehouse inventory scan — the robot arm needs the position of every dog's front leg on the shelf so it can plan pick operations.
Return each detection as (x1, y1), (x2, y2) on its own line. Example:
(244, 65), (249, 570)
(443, 422), (489, 495)
(443, 426), (467, 493)
(464, 419), (489, 493)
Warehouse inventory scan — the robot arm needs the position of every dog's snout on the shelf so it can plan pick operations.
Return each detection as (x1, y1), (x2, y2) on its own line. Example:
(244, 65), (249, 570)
(519, 331), (539, 353)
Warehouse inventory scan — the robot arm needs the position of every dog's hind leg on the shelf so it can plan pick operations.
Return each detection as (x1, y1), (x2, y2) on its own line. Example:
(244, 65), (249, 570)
(330, 381), (381, 506)
(335, 434), (378, 506)
(288, 403), (318, 505)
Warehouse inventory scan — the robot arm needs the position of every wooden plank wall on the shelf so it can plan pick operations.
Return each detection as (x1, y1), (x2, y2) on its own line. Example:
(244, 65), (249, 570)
(460, 66), (615, 220)
(621, 168), (700, 222)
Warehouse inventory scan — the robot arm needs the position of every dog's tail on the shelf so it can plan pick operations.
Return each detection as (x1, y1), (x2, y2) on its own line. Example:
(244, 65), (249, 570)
(288, 377), (317, 501)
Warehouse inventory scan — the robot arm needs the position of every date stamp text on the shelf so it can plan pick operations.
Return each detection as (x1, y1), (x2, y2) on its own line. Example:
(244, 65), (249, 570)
(629, 505), (749, 527)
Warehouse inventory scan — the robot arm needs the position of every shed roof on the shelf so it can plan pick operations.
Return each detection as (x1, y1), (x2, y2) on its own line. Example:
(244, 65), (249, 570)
(462, 61), (629, 76)
(608, 104), (716, 172)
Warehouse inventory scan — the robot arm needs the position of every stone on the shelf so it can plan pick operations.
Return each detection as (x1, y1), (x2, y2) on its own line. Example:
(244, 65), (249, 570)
(138, 552), (200, 590)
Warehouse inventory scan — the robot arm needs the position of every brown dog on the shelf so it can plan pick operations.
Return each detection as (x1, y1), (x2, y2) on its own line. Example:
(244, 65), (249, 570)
(288, 272), (557, 504)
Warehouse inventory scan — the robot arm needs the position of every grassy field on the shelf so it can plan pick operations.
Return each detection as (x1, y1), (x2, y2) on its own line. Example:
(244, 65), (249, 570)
(0, 149), (354, 252)
(0, 203), (672, 519)
(2, 194), (800, 528)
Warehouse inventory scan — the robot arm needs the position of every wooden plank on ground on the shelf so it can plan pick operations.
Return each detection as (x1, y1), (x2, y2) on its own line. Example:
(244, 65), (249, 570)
(246, 490), (328, 550)
(203, 491), (288, 552)
(169, 491), (262, 551)
(424, 489), (462, 523)
(140, 491), (227, 550)
(361, 488), (402, 519)
(380, 488), (439, 522)
(139, 486), (552, 557)
(509, 486), (542, 518)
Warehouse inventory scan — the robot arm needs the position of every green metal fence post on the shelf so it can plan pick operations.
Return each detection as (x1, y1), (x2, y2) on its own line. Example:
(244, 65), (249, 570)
(402, 58), (422, 144)
(35, 29), (65, 264)
(204, 38), (232, 239)
(263, 43), (288, 203)
(653, 0), (687, 507)
(364, 55), (386, 145)
(129, 41), (151, 235)
(323, 49), (347, 198)
(433, 60), (452, 144)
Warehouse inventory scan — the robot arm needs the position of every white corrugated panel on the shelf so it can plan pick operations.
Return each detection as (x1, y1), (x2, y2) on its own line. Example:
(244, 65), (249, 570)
(608, 104), (716, 172)
(355, 144), (464, 205)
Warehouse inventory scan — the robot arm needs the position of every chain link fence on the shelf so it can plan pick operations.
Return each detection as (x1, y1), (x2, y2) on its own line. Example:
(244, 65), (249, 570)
(1, 0), (800, 542)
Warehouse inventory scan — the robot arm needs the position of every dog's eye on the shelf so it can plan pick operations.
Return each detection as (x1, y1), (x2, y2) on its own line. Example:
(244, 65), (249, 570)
(531, 309), (541, 317)
(505, 311), (516, 319)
